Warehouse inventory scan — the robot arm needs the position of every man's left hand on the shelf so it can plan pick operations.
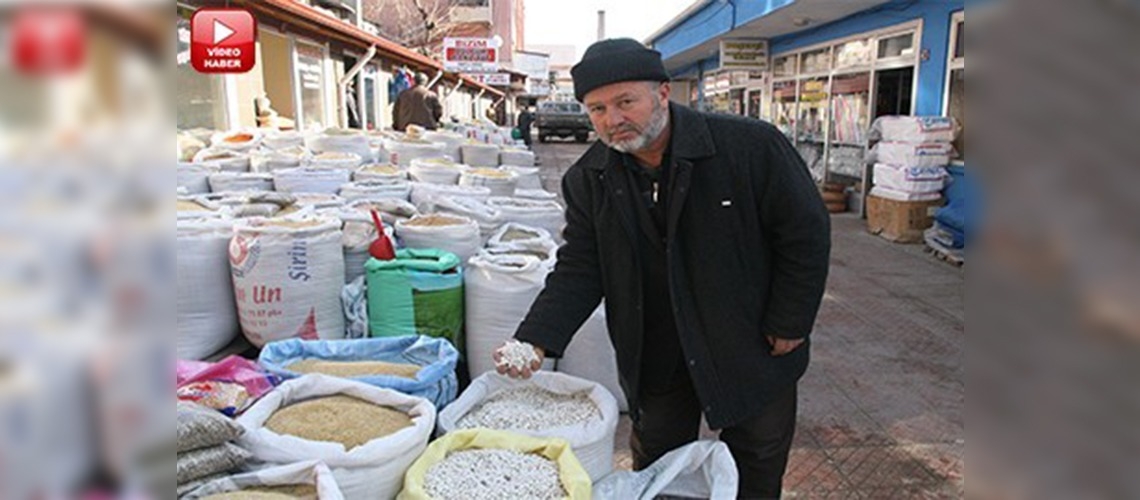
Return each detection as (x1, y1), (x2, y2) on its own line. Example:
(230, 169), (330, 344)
(767, 336), (805, 356)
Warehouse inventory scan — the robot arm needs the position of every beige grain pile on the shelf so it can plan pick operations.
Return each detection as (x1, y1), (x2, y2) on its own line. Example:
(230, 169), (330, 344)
(265, 395), (412, 450)
(262, 219), (323, 229)
(403, 214), (465, 227)
(202, 484), (317, 500)
(286, 359), (421, 378)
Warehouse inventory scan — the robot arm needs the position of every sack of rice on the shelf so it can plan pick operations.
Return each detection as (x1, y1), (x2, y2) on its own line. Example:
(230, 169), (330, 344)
(486, 197), (566, 244)
(310, 151), (364, 170)
(422, 131), (465, 161)
(398, 429), (591, 500)
(181, 460), (344, 500)
(178, 402), (244, 453)
(499, 148), (536, 167)
(408, 182), (491, 210)
(504, 166), (542, 190)
(556, 305), (629, 412)
(178, 218), (240, 359)
(195, 148), (252, 173)
(179, 162), (219, 194)
(230, 216), (346, 347)
(353, 163), (407, 183)
(460, 143), (500, 168)
(209, 172), (274, 193)
(271, 167), (351, 194)
(365, 249), (464, 353)
(869, 115), (959, 143)
(339, 180), (412, 202)
(340, 216), (395, 285)
(593, 440), (739, 500)
(262, 130), (307, 151)
(307, 128), (373, 163)
(408, 157), (463, 185)
(438, 371), (618, 481)
(464, 253), (553, 376)
(386, 139), (446, 168)
(514, 188), (559, 201)
(237, 375), (436, 500)
(259, 335), (460, 408)
(417, 196), (503, 243)
(251, 145), (312, 173)
(459, 167), (518, 197)
(395, 214), (482, 264)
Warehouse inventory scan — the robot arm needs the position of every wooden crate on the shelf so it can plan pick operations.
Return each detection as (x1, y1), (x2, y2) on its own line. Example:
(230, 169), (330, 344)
(866, 195), (943, 243)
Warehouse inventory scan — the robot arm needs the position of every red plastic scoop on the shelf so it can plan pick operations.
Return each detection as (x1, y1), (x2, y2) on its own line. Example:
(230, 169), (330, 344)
(368, 209), (396, 260)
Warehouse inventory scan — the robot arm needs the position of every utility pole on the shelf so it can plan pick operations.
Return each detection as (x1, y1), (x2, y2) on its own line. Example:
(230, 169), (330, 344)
(597, 10), (605, 41)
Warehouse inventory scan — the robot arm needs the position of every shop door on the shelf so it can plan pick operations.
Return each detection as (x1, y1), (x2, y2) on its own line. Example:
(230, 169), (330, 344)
(873, 67), (914, 118)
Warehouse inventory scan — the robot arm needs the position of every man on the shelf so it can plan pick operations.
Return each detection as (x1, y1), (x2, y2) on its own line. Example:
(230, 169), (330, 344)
(517, 105), (535, 147)
(392, 72), (443, 131)
(495, 38), (830, 498)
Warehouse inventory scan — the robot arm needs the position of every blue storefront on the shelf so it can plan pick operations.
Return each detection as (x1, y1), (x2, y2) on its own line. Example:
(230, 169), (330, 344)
(647, 0), (965, 181)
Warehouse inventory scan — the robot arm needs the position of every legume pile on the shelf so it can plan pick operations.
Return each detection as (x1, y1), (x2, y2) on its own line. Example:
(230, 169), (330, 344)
(456, 386), (600, 431)
(423, 449), (566, 500)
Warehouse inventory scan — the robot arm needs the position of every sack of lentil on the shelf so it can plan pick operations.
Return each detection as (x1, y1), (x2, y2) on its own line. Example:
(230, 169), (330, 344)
(194, 148), (252, 173)
(307, 128), (373, 164)
(438, 371), (619, 482)
(395, 214), (482, 264)
(365, 249), (465, 354)
(181, 460), (344, 500)
(177, 218), (240, 360)
(237, 375), (436, 500)
(479, 242), (558, 271)
(398, 428), (591, 500)
(259, 335), (460, 409)
(486, 197), (566, 244)
(422, 131), (465, 161)
(556, 304), (629, 412)
(592, 440), (739, 500)
(230, 216), (346, 347)
(416, 195), (503, 243)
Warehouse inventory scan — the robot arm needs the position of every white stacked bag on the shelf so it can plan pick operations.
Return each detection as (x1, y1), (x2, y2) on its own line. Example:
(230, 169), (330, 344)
(558, 305), (629, 412)
(459, 167), (519, 197)
(178, 162), (217, 194)
(419, 195), (503, 243)
(464, 253), (554, 376)
(409, 157), (464, 185)
(460, 142), (501, 168)
(353, 163), (407, 183)
(251, 145), (311, 173)
(177, 218), (240, 359)
(208, 172), (274, 193)
(338, 179), (412, 201)
(422, 130), (466, 161)
(395, 213), (483, 264)
(867, 116), (958, 202)
(273, 166), (353, 194)
(306, 127), (373, 163)
(409, 182), (491, 209)
(487, 197), (566, 243)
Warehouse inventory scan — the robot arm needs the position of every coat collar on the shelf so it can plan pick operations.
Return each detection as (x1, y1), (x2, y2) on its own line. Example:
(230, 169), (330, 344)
(585, 102), (717, 171)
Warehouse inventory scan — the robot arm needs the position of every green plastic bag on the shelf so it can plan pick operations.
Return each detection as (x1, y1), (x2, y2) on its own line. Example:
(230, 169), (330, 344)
(365, 249), (465, 355)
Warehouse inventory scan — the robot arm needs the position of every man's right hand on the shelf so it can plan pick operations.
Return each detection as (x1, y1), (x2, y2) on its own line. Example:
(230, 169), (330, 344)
(493, 342), (546, 379)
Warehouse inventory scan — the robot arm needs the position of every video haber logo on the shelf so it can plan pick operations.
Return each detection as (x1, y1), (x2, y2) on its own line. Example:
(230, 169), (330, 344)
(11, 8), (85, 75)
(191, 9), (256, 74)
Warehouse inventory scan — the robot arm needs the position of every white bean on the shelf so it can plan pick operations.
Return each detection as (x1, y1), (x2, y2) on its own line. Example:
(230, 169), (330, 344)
(423, 448), (566, 500)
(495, 340), (540, 372)
(456, 386), (600, 431)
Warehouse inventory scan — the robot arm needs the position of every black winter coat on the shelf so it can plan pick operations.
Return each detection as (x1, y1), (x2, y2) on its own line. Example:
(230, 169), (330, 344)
(514, 103), (831, 429)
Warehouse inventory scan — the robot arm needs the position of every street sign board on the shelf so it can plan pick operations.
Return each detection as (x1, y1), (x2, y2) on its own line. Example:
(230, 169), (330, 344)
(443, 37), (498, 73)
(719, 39), (768, 72)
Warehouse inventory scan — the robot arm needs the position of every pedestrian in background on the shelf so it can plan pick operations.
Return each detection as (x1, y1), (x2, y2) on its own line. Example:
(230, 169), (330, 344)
(393, 72), (443, 131)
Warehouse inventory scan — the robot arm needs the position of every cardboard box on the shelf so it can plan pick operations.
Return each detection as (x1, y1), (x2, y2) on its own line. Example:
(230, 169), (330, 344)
(866, 195), (943, 243)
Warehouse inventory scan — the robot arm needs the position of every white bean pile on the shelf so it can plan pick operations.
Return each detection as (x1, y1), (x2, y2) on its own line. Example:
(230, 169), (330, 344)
(457, 386), (600, 431)
(495, 340), (540, 371)
(423, 449), (566, 500)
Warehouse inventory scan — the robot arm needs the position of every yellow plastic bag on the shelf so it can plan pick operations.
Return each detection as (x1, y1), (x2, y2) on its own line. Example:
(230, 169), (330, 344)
(399, 429), (592, 500)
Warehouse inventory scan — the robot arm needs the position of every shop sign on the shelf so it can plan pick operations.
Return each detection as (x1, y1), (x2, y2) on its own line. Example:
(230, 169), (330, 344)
(719, 39), (768, 72)
(443, 37), (498, 73)
(465, 72), (511, 86)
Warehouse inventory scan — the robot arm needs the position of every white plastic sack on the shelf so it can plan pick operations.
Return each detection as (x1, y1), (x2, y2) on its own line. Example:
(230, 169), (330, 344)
(486, 222), (553, 250)
(463, 253), (552, 377)
(342, 276), (368, 339)
(307, 129), (373, 163)
(872, 163), (947, 193)
(237, 375), (436, 500)
(262, 130), (307, 150)
(273, 167), (352, 194)
(438, 371), (619, 482)
(208, 172), (274, 193)
(870, 116), (958, 143)
(341, 219), (395, 285)
(210, 130), (263, 152)
(386, 140), (446, 168)
(409, 182), (491, 209)
(505, 166), (542, 190)
(354, 163), (407, 183)
(395, 214), (482, 264)
(342, 198), (419, 226)
(460, 143), (500, 168)
(230, 216), (346, 347)
(592, 440), (739, 500)
(251, 145), (311, 173)
(408, 157), (464, 185)
(178, 218), (239, 360)
(515, 188), (559, 201)
(486, 197), (566, 244)
(289, 193), (346, 211)
(868, 141), (953, 167)
(479, 242), (558, 271)
(178, 162), (218, 194)
(310, 152), (364, 170)
(182, 461), (344, 500)
(558, 305), (628, 412)
(418, 195), (503, 242)
(870, 186), (942, 202)
(339, 180), (412, 201)
(422, 131), (465, 161)
(499, 149), (536, 167)
(194, 148), (251, 172)
(459, 168), (518, 197)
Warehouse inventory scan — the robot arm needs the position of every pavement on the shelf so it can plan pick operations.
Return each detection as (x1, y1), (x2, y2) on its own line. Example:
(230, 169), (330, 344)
(531, 139), (965, 499)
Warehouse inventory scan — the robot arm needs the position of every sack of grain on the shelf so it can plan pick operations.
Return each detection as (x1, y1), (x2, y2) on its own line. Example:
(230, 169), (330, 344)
(556, 305), (628, 412)
(177, 402), (244, 453)
(592, 440), (739, 500)
(479, 240), (558, 271)
(273, 167), (353, 194)
(208, 172), (274, 193)
(180, 133), (208, 162)
(395, 214), (482, 264)
(251, 145), (311, 173)
(195, 148), (252, 173)
(486, 222), (553, 250)
(869, 115), (958, 143)
(339, 215), (395, 285)
(230, 216), (345, 347)
(459, 167), (518, 197)
(177, 196), (225, 220)
(409, 157), (464, 185)
(464, 253), (552, 377)
(342, 198), (419, 226)
(422, 131), (465, 161)
(365, 249), (464, 353)
(386, 139), (447, 168)
(237, 375), (436, 500)
(503, 166), (541, 190)
(259, 335), (460, 409)
(181, 460), (344, 500)
(514, 188), (559, 201)
(398, 429), (591, 500)
(307, 128), (373, 163)
(486, 197), (566, 244)
(339, 180), (412, 202)
(867, 141), (953, 167)
(872, 163), (947, 193)
(262, 130), (307, 151)
(179, 162), (219, 194)
(409, 182), (491, 210)
(353, 163), (407, 183)
(499, 148), (536, 167)
(460, 143), (500, 168)
(178, 218), (240, 359)
(177, 443), (251, 485)
(417, 196), (503, 243)
(288, 193), (345, 211)
(309, 151), (364, 170)
(342, 276), (368, 339)
(211, 130), (263, 152)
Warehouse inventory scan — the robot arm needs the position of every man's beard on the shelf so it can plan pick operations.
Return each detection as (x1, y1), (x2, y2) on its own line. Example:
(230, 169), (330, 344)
(606, 100), (668, 153)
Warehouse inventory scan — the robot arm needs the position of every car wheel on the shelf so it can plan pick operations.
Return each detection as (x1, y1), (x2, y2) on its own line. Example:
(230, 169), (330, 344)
(575, 133), (588, 143)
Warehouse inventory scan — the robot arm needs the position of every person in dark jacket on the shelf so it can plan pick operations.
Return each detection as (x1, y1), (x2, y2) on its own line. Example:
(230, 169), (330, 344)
(517, 105), (535, 147)
(393, 72), (443, 131)
(494, 38), (831, 498)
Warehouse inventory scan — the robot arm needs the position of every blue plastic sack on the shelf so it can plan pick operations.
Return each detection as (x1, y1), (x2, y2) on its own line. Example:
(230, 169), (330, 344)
(258, 335), (459, 409)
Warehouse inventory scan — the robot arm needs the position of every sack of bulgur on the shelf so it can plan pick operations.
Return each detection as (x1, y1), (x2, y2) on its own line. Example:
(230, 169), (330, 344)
(237, 375), (436, 500)
(437, 371), (619, 482)
(258, 336), (460, 409)
(182, 460), (344, 500)
(177, 443), (251, 485)
(177, 401), (244, 453)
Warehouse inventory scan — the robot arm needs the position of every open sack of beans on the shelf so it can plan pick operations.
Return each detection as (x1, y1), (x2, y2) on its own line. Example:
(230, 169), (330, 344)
(258, 336), (460, 409)
(437, 371), (619, 482)
(237, 375), (436, 500)
(592, 440), (739, 500)
(397, 429), (591, 500)
(181, 460), (344, 500)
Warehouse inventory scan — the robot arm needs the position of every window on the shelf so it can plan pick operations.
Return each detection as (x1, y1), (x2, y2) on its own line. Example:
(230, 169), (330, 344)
(946, 12), (965, 159)
(834, 38), (873, 69)
(800, 48), (831, 74)
(772, 55), (796, 78)
(877, 32), (915, 60)
(176, 13), (226, 130)
(295, 42), (328, 131)
(954, 20), (964, 59)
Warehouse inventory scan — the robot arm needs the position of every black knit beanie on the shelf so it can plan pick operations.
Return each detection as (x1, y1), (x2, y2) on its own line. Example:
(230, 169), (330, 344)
(571, 38), (670, 102)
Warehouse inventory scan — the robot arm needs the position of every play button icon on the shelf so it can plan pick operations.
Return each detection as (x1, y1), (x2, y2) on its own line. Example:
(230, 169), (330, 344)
(191, 8), (256, 73)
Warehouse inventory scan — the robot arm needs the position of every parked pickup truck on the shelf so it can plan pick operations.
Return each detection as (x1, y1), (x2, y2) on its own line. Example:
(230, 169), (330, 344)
(536, 101), (592, 143)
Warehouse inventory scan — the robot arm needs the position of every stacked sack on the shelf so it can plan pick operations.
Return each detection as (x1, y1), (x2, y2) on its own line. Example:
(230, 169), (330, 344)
(176, 402), (252, 496)
(865, 116), (958, 243)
